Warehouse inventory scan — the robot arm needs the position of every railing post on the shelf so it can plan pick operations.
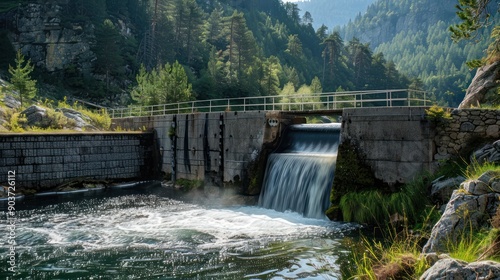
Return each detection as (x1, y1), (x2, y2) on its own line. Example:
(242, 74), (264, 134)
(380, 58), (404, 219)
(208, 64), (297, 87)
(192, 101), (195, 113)
(264, 98), (266, 111)
(244, 97), (246, 112)
(210, 100), (212, 112)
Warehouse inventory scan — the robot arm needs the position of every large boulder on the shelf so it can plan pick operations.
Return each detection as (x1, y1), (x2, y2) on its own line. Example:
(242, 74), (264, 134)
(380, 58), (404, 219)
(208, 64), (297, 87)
(459, 61), (500, 108)
(56, 108), (96, 131)
(21, 105), (47, 126)
(423, 172), (500, 253)
(421, 258), (500, 280)
(430, 176), (466, 205)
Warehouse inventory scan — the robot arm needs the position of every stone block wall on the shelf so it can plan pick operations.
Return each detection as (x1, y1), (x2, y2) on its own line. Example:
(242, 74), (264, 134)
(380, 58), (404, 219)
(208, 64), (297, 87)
(0, 132), (158, 191)
(434, 109), (500, 160)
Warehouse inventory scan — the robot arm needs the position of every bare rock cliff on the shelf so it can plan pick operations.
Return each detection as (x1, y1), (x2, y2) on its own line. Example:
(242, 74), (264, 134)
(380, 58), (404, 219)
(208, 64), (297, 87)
(3, 2), (96, 74)
(459, 61), (500, 108)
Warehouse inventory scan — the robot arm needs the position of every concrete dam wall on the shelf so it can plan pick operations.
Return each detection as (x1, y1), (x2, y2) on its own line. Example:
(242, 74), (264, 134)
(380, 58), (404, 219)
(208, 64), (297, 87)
(112, 111), (290, 190)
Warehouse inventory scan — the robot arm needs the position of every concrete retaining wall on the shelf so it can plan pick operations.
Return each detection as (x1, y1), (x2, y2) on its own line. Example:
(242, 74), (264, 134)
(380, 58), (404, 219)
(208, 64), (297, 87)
(0, 132), (158, 191)
(341, 107), (435, 185)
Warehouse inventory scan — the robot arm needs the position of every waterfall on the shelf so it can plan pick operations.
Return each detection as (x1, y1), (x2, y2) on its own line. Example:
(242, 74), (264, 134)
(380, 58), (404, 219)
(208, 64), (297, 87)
(258, 123), (341, 219)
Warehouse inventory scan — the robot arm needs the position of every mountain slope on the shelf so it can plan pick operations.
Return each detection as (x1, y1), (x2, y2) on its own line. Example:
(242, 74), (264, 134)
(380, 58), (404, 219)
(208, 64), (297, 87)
(0, 0), (412, 105)
(337, 0), (498, 106)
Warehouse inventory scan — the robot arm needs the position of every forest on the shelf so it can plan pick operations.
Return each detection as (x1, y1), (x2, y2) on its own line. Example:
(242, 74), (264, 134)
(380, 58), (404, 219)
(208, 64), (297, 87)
(337, 0), (500, 106)
(0, 0), (491, 107)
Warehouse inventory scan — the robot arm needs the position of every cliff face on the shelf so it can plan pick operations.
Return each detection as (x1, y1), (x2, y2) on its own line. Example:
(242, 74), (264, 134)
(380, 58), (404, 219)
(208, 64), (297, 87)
(3, 1), (96, 74)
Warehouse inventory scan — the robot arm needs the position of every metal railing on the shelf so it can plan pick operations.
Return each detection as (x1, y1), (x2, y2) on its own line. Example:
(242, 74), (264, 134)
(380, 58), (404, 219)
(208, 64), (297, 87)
(109, 89), (432, 118)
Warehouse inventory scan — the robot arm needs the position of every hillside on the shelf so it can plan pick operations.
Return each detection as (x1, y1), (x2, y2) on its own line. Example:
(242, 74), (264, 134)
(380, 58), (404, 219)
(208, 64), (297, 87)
(337, 0), (499, 106)
(0, 0), (411, 107)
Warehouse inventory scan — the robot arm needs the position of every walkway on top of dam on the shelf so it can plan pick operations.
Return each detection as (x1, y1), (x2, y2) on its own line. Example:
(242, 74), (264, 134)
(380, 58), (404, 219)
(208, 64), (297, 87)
(108, 89), (432, 118)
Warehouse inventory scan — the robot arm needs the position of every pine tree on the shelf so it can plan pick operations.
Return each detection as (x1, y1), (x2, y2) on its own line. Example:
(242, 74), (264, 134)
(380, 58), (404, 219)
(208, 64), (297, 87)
(8, 50), (37, 107)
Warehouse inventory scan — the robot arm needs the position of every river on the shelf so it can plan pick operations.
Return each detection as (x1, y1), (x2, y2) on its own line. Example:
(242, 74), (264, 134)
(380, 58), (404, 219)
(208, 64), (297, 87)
(1, 183), (358, 279)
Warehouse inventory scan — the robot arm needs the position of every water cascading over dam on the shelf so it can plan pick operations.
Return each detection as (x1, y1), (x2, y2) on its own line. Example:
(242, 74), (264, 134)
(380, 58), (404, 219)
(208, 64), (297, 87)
(258, 123), (341, 219)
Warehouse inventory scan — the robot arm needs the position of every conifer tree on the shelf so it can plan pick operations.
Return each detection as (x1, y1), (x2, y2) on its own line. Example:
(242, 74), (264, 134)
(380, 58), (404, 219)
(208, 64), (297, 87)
(8, 50), (37, 107)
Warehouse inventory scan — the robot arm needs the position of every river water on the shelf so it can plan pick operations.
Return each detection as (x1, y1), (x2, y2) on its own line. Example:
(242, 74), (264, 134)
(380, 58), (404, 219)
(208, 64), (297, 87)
(1, 185), (358, 279)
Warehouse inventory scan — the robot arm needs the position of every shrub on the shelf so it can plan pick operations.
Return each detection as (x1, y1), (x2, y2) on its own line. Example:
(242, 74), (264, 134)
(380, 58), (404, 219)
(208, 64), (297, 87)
(425, 105), (452, 124)
(7, 111), (26, 132)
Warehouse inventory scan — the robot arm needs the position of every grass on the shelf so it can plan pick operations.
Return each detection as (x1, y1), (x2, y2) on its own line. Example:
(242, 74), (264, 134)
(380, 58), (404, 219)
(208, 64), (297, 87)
(343, 159), (500, 279)
(464, 159), (500, 181)
(175, 178), (204, 191)
(344, 211), (435, 279)
(339, 173), (431, 225)
(447, 230), (491, 263)
(0, 95), (112, 132)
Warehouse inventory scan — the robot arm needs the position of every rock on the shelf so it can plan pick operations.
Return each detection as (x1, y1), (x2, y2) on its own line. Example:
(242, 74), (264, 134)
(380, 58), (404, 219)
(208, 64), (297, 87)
(459, 61), (500, 109)
(431, 176), (466, 204)
(3, 94), (22, 109)
(472, 142), (500, 164)
(423, 185), (500, 253)
(477, 170), (500, 185)
(56, 108), (96, 131)
(6, 2), (96, 74)
(21, 105), (47, 126)
(463, 180), (490, 195)
(420, 258), (500, 280)
(460, 122), (475, 132)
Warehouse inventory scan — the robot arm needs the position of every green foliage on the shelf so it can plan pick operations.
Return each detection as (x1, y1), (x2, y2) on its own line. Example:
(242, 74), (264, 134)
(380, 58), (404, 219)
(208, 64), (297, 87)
(339, 174), (430, 225)
(131, 62), (193, 106)
(343, 210), (436, 279)
(327, 140), (376, 220)
(341, 0), (499, 106)
(57, 97), (111, 130)
(7, 111), (27, 132)
(449, 0), (494, 42)
(464, 159), (500, 180)
(175, 178), (203, 192)
(447, 229), (492, 263)
(425, 105), (452, 123)
(8, 50), (37, 107)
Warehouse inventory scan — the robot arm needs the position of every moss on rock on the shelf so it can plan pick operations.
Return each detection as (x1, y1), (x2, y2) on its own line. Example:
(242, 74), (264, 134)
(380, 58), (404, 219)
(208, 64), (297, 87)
(326, 139), (378, 220)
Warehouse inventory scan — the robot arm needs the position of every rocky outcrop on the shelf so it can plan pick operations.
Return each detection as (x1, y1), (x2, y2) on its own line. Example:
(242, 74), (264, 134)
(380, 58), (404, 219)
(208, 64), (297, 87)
(459, 61), (500, 109)
(5, 2), (96, 74)
(423, 171), (500, 253)
(421, 258), (500, 280)
(473, 140), (500, 164)
(56, 107), (97, 131)
(20, 105), (96, 131)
